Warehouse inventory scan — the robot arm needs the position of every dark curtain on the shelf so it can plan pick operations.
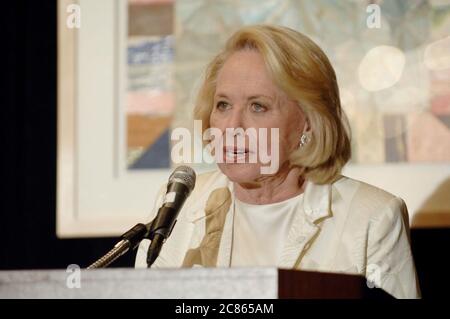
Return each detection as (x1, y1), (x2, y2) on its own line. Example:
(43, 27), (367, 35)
(0, 1), (134, 270)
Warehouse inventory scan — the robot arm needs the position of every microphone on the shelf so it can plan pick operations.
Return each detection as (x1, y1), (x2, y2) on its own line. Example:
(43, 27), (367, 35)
(87, 166), (196, 269)
(146, 165), (196, 267)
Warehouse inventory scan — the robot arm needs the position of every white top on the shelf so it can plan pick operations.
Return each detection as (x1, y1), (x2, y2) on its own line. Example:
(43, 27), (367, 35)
(230, 192), (304, 267)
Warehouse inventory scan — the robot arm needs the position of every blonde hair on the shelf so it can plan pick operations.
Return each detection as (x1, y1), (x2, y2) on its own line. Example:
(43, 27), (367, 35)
(194, 24), (351, 184)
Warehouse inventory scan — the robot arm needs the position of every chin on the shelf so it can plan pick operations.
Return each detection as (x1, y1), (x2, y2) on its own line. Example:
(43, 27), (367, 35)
(217, 163), (262, 183)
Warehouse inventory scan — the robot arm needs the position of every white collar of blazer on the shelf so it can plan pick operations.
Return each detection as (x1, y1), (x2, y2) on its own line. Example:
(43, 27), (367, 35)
(277, 180), (334, 268)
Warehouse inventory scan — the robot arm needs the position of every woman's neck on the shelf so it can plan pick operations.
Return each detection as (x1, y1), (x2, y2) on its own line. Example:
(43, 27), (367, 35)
(233, 166), (306, 205)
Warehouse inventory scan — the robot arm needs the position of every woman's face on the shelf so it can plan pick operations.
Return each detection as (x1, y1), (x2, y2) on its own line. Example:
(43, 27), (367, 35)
(209, 49), (307, 183)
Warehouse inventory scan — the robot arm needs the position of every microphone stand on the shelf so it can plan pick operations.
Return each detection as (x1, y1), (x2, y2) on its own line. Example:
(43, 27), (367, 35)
(87, 219), (169, 269)
(87, 223), (149, 269)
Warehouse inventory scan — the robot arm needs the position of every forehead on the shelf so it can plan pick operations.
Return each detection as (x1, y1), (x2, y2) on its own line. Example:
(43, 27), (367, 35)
(215, 50), (281, 97)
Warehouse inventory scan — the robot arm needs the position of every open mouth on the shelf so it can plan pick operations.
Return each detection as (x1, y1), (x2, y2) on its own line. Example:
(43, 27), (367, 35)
(223, 146), (250, 161)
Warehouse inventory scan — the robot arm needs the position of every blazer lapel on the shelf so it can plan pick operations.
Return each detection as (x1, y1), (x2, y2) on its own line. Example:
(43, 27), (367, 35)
(182, 186), (233, 267)
(215, 195), (235, 267)
(278, 181), (333, 268)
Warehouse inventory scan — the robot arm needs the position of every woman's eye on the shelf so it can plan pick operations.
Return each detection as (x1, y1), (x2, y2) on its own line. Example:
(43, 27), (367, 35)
(216, 101), (230, 111)
(251, 103), (267, 113)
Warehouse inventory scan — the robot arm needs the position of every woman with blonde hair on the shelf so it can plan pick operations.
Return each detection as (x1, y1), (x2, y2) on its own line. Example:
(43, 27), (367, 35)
(136, 24), (420, 299)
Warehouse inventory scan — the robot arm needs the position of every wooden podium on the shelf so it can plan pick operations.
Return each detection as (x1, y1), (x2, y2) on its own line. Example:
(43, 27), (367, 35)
(0, 267), (392, 299)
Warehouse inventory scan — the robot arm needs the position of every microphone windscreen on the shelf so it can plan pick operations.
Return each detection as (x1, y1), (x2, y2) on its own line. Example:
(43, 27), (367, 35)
(169, 166), (196, 193)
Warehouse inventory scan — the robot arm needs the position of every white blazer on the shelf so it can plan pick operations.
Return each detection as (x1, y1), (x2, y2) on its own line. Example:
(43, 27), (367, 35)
(135, 169), (421, 299)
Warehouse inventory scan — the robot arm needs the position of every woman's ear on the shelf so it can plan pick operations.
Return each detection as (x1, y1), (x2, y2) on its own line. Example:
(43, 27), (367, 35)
(298, 118), (312, 148)
(302, 118), (311, 133)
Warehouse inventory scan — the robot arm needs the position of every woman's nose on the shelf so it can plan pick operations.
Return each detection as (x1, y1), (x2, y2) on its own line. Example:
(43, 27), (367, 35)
(224, 107), (244, 130)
